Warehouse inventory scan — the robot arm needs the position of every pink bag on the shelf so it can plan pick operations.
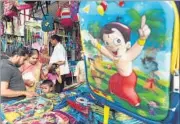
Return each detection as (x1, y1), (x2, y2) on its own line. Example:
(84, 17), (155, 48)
(16, 3), (33, 10)
(0, 22), (4, 36)
(3, 0), (18, 17)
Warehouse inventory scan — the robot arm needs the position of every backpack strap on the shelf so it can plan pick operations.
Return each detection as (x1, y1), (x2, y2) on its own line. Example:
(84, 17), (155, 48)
(39, 2), (45, 17)
(171, 2), (179, 93)
(103, 105), (110, 124)
(171, 2), (179, 74)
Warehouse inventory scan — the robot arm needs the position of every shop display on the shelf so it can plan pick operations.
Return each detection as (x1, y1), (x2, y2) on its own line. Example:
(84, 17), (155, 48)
(2, 97), (53, 123)
(0, 1), (179, 124)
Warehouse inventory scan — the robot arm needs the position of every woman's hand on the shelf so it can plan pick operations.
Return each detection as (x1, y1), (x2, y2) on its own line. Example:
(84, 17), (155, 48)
(24, 80), (34, 87)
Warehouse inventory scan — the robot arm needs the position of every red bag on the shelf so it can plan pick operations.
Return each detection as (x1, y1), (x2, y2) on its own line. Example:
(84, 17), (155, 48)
(56, 2), (61, 17)
(60, 7), (73, 27)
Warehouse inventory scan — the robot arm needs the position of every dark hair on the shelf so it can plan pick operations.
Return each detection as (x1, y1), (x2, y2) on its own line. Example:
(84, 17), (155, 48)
(51, 35), (62, 42)
(100, 22), (131, 43)
(28, 48), (39, 57)
(22, 47), (29, 55)
(41, 80), (53, 87)
(49, 63), (59, 74)
(11, 48), (26, 57)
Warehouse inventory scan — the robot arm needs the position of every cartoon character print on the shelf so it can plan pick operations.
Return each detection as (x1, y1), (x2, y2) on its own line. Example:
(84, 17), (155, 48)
(141, 55), (159, 92)
(89, 55), (105, 88)
(89, 16), (151, 106)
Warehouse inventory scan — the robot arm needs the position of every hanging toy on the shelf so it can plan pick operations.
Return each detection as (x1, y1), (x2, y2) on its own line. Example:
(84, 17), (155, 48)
(119, 1), (125, 7)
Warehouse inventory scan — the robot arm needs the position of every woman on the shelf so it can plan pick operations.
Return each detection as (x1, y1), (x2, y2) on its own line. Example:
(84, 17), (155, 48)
(19, 49), (46, 92)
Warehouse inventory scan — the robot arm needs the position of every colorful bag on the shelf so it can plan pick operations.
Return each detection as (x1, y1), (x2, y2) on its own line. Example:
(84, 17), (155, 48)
(3, 0), (18, 17)
(70, 1), (79, 22)
(42, 14), (54, 32)
(0, 22), (4, 36)
(21, 111), (69, 124)
(79, 1), (179, 123)
(41, 2), (54, 32)
(41, 93), (67, 110)
(55, 110), (77, 124)
(2, 97), (53, 123)
(16, 0), (34, 10)
(60, 7), (73, 28)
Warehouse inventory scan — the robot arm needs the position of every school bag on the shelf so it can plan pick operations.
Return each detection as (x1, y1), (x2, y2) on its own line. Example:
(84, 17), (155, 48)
(40, 2), (54, 32)
(3, 0), (18, 17)
(56, 2), (73, 28)
(79, 1), (179, 124)
(1, 97), (53, 123)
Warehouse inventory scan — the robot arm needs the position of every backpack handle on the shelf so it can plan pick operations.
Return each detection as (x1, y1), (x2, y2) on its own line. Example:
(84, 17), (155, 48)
(40, 1), (50, 19)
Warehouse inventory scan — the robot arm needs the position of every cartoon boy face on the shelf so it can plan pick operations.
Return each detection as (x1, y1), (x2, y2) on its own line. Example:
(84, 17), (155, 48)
(101, 23), (131, 57)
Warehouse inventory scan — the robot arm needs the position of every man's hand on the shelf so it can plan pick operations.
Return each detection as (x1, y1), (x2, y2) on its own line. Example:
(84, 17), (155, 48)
(139, 15), (151, 40)
(24, 91), (38, 98)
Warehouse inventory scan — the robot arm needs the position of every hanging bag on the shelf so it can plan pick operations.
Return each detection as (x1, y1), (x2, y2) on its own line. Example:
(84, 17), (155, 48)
(41, 2), (54, 32)
(0, 22), (4, 36)
(59, 2), (73, 28)
(3, 0), (18, 17)
(16, 0), (34, 10)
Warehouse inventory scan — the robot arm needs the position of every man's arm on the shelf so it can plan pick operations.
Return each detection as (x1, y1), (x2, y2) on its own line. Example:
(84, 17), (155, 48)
(55, 61), (65, 66)
(1, 81), (37, 98)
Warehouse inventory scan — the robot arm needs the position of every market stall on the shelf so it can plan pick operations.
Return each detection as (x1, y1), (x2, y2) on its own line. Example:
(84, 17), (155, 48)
(0, 1), (179, 124)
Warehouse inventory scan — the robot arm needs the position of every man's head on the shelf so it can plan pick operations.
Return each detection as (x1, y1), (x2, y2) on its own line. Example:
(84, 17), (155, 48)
(100, 22), (131, 57)
(10, 48), (26, 66)
(50, 35), (62, 46)
(22, 47), (29, 60)
(40, 80), (54, 93)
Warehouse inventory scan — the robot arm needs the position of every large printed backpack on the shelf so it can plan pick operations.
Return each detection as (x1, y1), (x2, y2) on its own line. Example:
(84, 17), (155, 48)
(79, 1), (179, 124)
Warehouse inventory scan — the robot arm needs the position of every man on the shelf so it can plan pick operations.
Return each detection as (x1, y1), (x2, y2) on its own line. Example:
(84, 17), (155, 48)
(49, 35), (70, 93)
(0, 48), (37, 103)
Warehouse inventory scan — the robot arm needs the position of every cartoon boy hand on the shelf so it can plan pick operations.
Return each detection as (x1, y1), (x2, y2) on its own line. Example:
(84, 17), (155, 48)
(138, 15), (151, 46)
